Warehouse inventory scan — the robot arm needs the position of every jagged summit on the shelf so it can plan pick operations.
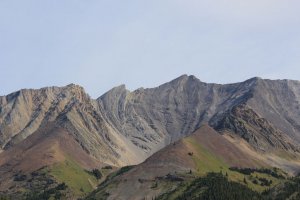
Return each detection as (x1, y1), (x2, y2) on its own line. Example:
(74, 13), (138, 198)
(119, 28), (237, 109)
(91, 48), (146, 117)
(0, 75), (294, 100)
(1, 75), (300, 152)
(98, 84), (128, 100)
(166, 74), (201, 86)
(242, 76), (262, 84)
(1, 75), (300, 197)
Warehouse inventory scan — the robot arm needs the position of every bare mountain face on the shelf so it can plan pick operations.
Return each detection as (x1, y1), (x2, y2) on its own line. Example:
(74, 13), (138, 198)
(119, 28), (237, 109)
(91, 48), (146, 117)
(0, 84), (144, 167)
(98, 75), (300, 155)
(1, 75), (300, 168)
(1, 75), (300, 198)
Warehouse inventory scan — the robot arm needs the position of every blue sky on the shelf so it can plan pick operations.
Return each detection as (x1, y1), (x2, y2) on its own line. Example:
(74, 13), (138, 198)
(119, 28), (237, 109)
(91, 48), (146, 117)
(1, 0), (300, 97)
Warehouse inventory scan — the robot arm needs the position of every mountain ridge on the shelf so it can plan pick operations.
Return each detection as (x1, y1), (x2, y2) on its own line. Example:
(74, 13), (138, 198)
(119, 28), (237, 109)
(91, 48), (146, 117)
(1, 75), (300, 160)
(1, 75), (300, 198)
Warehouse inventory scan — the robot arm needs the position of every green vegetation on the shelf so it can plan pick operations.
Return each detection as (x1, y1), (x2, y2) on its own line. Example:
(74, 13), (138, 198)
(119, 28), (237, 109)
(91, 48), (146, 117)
(184, 137), (229, 175)
(154, 167), (291, 200)
(25, 183), (68, 200)
(13, 174), (27, 181)
(229, 167), (286, 179)
(82, 160), (295, 200)
(91, 169), (102, 180)
(182, 137), (287, 193)
(49, 157), (97, 196)
(10, 166), (298, 200)
(264, 175), (300, 200)
(24, 138), (286, 200)
(157, 172), (296, 200)
(85, 165), (134, 200)
(102, 166), (113, 170)
(158, 172), (263, 200)
(0, 196), (10, 200)
(114, 165), (134, 177)
(184, 137), (251, 190)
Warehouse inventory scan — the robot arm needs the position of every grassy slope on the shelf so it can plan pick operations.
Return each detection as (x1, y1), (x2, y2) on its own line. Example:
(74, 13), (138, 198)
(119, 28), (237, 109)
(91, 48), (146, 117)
(183, 136), (285, 193)
(86, 137), (287, 200)
(48, 156), (98, 197)
(86, 126), (290, 199)
(184, 137), (228, 174)
(85, 166), (136, 200)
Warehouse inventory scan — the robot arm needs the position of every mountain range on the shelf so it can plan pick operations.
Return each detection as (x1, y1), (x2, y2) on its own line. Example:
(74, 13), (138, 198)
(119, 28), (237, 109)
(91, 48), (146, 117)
(1, 75), (300, 199)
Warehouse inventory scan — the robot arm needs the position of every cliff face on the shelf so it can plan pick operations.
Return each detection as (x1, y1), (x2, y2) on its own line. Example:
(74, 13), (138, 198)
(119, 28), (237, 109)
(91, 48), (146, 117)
(97, 75), (257, 154)
(0, 76), (300, 168)
(247, 79), (300, 141)
(0, 84), (88, 148)
(98, 76), (300, 156)
(0, 84), (145, 167)
(214, 103), (298, 152)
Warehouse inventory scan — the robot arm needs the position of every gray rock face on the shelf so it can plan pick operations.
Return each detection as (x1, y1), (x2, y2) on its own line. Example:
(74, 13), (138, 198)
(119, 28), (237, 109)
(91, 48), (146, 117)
(98, 75), (257, 153)
(0, 84), (145, 166)
(214, 103), (298, 152)
(1, 75), (300, 166)
(247, 79), (300, 141)
(0, 84), (87, 148)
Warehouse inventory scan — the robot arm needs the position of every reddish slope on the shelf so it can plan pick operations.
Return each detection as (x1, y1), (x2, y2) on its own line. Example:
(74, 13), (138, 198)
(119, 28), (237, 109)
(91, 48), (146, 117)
(135, 125), (264, 177)
(0, 123), (102, 192)
(190, 125), (264, 168)
(90, 125), (267, 200)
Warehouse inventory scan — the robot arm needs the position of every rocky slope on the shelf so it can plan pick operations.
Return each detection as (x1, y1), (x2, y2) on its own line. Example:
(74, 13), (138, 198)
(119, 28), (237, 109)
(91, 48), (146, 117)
(214, 103), (298, 152)
(98, 75), (300, 155)
(0, 84), (144, 167)
(1, 75), (300, 198)
(1, 76), (300, 166)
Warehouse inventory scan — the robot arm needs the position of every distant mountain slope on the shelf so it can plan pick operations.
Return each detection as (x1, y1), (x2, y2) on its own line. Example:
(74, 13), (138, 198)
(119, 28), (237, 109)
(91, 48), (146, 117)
(246, 78), (300, 141)
(214, 103), (298, 152)
(97, 75), (256, 151)
(1, 75), (300, 198)
(98, 75), (300, 156)
(0, 123), (101, 197)
(87, 125), (298, 200)
(0, 84), (145, 167)
(1, 76), (300, 166)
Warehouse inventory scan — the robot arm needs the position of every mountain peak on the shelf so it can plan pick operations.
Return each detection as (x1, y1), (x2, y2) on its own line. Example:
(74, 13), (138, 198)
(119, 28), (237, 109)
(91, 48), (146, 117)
(63, 83), (85, 91)
(102, 84), (128, 95)
(98, 84), (129, 102)
(169, 74), (201, 85)
(244, 76), (262, 83)
(114, 84), (127, 91)
(1, 75), (300, 198)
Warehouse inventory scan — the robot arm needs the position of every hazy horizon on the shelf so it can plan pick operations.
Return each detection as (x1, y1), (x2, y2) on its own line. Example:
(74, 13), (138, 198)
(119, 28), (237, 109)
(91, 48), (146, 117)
(1, 1), (300, 97)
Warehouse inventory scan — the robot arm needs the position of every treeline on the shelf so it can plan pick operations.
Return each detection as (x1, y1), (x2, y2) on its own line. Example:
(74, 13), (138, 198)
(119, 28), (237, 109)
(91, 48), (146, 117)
(229, 167), (285, 179)
(157, 172), (300, 200)
(158, 172), (263, 200)
(264, 176), (300, 200)
(25, 182), (67, 200)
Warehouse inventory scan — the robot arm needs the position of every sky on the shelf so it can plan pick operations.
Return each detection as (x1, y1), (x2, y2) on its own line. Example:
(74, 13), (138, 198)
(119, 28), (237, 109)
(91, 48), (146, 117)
(1, 0), (300, 98)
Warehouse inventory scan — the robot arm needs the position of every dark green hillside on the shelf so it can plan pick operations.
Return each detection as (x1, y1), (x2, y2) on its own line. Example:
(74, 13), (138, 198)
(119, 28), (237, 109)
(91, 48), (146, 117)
(158, 173), (263, 200)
